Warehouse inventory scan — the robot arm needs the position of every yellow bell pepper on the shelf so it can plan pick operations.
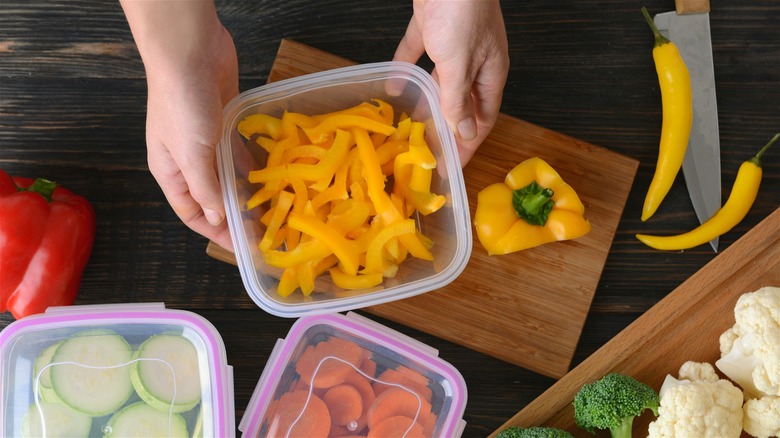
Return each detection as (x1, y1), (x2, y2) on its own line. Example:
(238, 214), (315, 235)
(475, 157), (591, 255)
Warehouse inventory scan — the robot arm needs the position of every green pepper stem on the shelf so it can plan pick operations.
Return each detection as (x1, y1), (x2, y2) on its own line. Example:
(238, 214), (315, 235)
(18, 178), (58, 202)
(750, 133), (780, 166)
(641, 7), (671, 47)
(512, 181), (555, 226)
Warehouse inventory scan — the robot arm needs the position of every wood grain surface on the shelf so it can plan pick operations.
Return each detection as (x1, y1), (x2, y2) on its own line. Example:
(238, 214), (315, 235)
(220, 39), (638, 379)
(492, 206), (780, 437)
(2, 1), (779, 436)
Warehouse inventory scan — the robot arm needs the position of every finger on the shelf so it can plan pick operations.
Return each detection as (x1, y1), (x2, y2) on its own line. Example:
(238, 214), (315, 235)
(434, 59), (478, 143)
(176, 137), (225, 225)
(393, 15), (425, 65)
(388, 15), (426, 96)
(148, 143), (234, 250)
(459, 55), (510, 166)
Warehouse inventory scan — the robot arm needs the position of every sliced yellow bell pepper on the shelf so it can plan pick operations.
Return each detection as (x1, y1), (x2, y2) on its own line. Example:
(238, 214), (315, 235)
(287, 213), (360, 276)
(353, 127), (433, 260)
(475, 157), (591, 255)
(248, 129), (352, 183)
(329, 268), (383, 290)
(242, 100), (443, 297)
(303, 115), (396, 144)
(263, 239), (332, 268)
(364, 219), (417, 275)
(258, 190), (295, 253)
(238, 113), (283, 140)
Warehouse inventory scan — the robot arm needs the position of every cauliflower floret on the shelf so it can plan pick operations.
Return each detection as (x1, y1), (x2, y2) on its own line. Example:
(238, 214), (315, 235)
(716, 286), (780, 399)
(743, 396), (780, 438)
(648, 361), (743, 438)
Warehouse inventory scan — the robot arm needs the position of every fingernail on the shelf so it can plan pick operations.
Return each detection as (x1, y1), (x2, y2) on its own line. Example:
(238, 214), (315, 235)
(457, 117), (477, 141)
(204, 208), (224, 226)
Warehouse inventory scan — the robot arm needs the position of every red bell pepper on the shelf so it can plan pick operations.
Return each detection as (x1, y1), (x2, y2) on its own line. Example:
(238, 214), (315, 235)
(0, 170), (95, 319)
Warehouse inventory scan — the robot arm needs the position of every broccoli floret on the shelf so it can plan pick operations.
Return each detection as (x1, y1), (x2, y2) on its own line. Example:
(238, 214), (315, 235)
(573, 373), (659, 438)
(496, 426), (574, 438)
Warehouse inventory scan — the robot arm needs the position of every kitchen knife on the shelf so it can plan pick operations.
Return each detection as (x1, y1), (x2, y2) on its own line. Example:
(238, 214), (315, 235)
(654, 0), (721, 252)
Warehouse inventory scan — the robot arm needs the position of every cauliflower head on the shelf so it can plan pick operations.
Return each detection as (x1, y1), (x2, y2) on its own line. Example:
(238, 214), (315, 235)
(648, 361), (743, 438)
(716, 286), (780, 399)
(743, 396), (780, 438)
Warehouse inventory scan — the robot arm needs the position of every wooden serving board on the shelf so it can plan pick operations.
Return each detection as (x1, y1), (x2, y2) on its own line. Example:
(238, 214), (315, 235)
(491, 207), (780, 437)
(208, 39), (638, 379)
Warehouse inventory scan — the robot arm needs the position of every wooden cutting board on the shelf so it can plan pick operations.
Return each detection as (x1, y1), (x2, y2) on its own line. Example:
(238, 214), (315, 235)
(208, 39), (638, 379)
(492, 206), (780, 436)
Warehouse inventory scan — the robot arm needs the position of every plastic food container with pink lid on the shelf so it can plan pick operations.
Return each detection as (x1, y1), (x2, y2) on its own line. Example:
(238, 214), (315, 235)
(0, 303), (234, 438)
(239, 311), (467, 437)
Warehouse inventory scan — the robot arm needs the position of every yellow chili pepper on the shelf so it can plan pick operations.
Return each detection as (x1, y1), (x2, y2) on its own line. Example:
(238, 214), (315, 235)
(640, 7), (693, 222)
(475, 157), (591, 255)
(637, 134), (777, 250)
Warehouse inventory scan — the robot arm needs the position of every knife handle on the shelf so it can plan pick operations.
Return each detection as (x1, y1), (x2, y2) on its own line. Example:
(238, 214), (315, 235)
(675, 0), (710, 14)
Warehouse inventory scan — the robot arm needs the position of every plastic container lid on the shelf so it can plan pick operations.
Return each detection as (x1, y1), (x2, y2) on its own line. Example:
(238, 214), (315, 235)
(217, 61), (472, 318)
(0, 303), (234, 437)
(239, 311), (467, 437)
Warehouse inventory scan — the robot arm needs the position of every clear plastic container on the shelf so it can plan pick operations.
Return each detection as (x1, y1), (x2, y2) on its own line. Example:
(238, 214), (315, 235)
(216, 61), (472, 318)
(0, 303), (234, 437)
(239, 312), (467, 437)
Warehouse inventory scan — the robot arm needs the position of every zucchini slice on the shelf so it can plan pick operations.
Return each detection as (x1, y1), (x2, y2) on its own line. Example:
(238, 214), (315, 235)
(21, 402), (92, 438)
(104, 401), (188, 437)
(50, 329), (134, 416)
(130, 334), (202, 413)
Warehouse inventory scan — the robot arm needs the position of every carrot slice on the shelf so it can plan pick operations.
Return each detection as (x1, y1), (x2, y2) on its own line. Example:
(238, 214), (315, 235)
(366, 387), (432, 431)
(373, 367), (433, 403)
(295, 337), (364, 388)
(265, 390), (330, 438)
(323, 384), (363, 427)
(367, 415), (425, 438)
(342, 370), (376, 434)
(358, 355), (377, 378)
(329, 423), (365, 437)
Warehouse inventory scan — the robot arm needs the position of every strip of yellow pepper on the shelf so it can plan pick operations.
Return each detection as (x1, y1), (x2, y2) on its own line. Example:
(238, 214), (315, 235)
(475, 157), (591, 255)
(636, 134), (777, 250)
(640, 7), (693, 222)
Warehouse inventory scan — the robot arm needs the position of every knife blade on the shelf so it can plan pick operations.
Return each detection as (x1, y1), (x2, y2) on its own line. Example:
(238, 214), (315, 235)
(654, 1), (721, 252)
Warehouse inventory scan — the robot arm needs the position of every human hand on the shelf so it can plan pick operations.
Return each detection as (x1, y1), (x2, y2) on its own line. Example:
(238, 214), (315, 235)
(121, 1), (238, 251)
(394, 0), (509, 166)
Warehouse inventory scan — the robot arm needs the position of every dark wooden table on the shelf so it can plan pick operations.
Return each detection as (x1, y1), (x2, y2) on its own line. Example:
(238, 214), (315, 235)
(2, 1), (778, 436)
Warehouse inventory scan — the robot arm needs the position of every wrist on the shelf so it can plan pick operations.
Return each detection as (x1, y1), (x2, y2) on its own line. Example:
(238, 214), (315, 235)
(121, 0), (225, 77)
